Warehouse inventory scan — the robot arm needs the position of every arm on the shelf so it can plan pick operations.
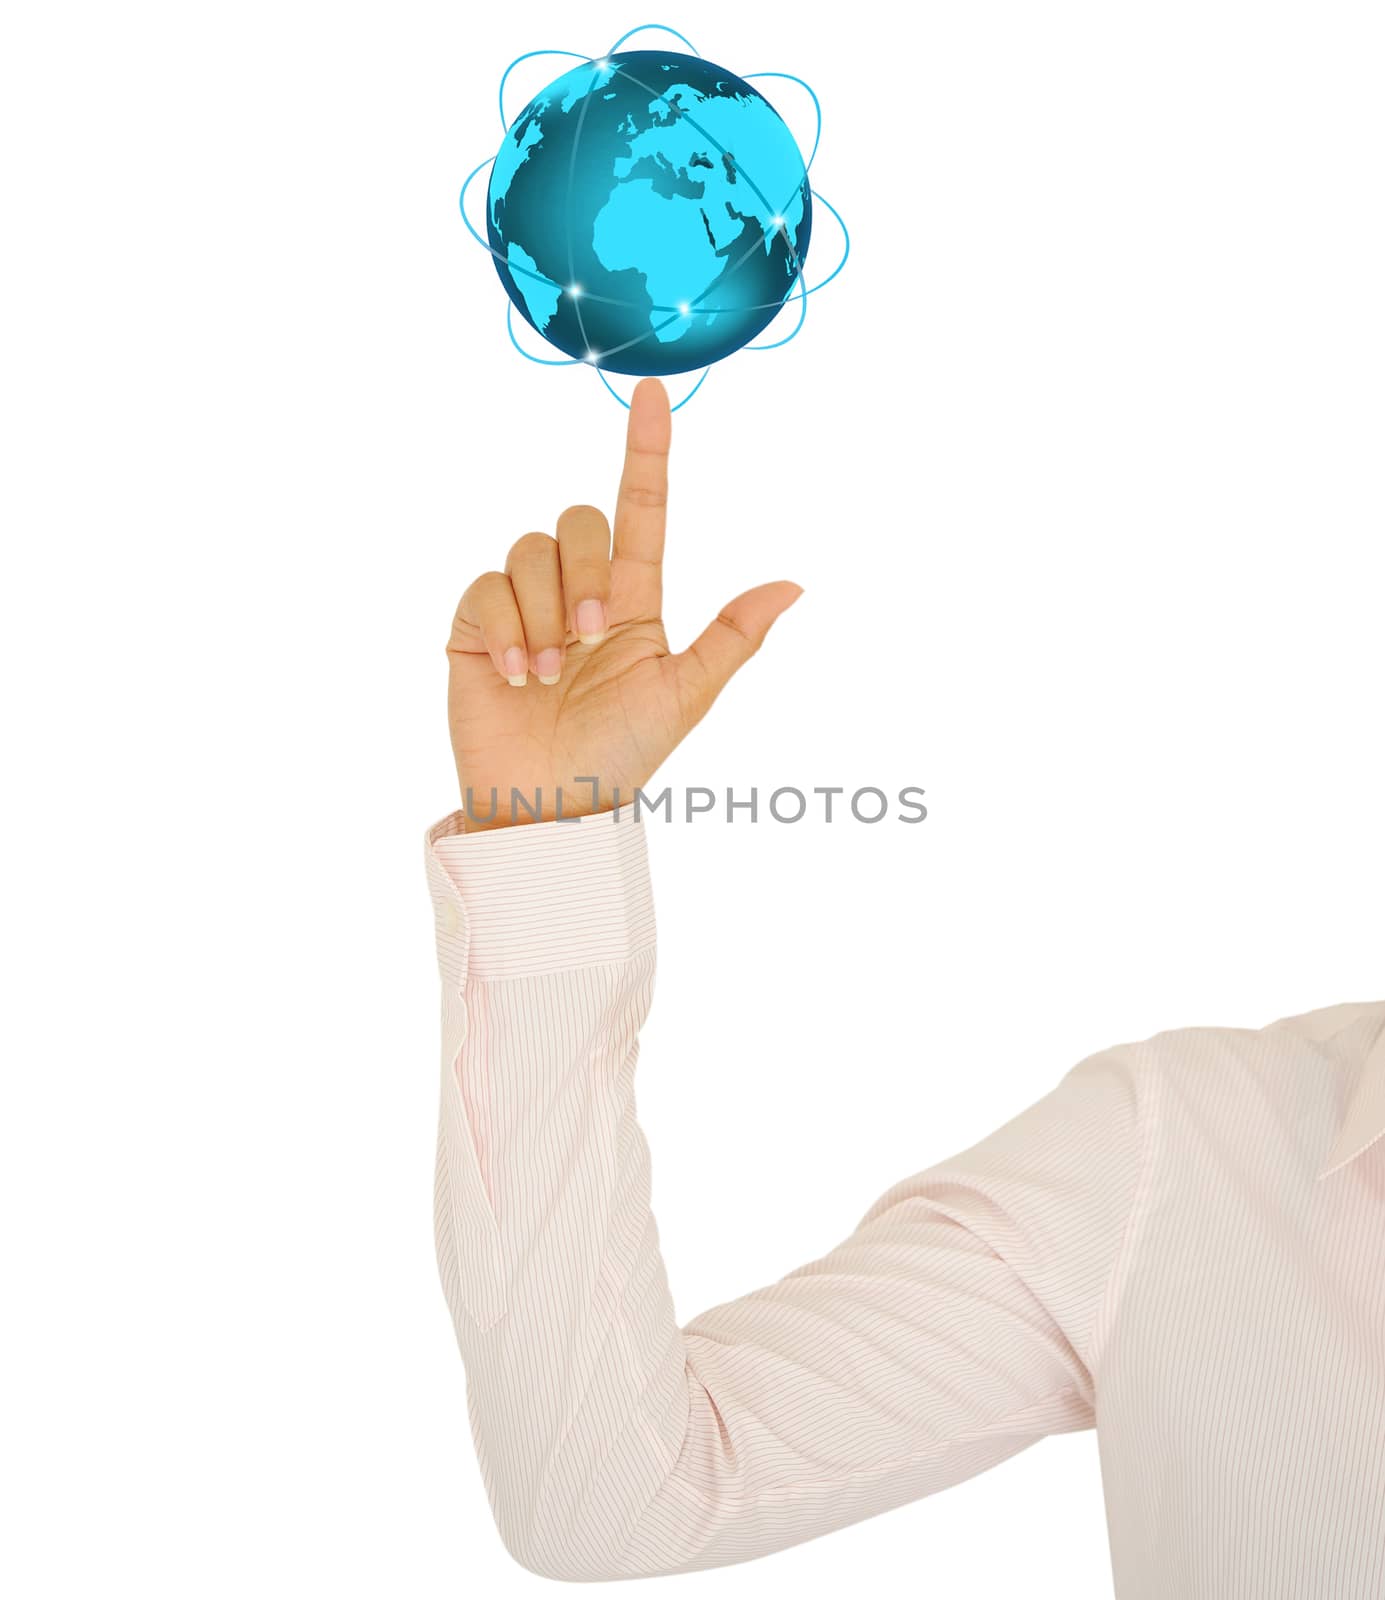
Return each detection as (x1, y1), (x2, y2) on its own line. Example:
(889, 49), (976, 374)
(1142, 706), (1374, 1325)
(427, 810), (1146, 1579)
(431, 381), (1146, 1578)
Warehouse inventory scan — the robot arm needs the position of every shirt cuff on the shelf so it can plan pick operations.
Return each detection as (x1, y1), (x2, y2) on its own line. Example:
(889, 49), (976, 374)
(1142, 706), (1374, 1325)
(424, 809), (656, 984)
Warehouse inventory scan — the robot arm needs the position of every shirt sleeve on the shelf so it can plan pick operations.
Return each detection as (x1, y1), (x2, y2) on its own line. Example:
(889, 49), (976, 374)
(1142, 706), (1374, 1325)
(424, 810), (1150, 1581)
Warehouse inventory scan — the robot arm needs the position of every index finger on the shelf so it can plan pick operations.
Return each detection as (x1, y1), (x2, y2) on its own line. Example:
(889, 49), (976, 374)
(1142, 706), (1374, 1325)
(612, 377), (671, 573)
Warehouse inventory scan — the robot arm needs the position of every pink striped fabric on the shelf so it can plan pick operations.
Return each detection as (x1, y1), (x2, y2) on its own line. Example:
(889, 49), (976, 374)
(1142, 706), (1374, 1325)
(424, 810), (1385, 1594)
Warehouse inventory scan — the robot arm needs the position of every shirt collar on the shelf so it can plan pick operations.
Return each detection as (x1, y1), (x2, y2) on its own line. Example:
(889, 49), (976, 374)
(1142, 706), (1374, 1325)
(1315, 1009), (1385, 1179)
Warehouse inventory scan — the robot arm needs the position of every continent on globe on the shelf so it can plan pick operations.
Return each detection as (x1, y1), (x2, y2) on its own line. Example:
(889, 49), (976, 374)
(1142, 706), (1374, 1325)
(486, 51), (812, 377)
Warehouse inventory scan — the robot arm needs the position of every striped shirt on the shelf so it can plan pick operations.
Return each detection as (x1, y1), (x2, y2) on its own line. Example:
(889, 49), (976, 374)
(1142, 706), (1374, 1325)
(424, 808), (1385, 1595)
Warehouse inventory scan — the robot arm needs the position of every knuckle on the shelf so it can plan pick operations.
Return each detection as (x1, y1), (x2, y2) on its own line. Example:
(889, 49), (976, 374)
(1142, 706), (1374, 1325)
(716, 609), (757, 650)
(556, 504), (610, 548)
(507, 531), (557, 568)
(457, 572), (512, 638)
(466, 569), (508, 601)
(564, 554), (610, 592)
(447, 600), (480, 652)
(620, 483), (667, 510)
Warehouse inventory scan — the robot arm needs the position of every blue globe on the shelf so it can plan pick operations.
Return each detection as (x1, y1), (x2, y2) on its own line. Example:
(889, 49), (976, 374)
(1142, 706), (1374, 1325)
(486, 51), (812, 377)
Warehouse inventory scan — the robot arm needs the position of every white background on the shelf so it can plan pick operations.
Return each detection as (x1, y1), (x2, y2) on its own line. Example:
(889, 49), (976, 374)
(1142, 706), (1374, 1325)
(3, 1), (1382, 1595)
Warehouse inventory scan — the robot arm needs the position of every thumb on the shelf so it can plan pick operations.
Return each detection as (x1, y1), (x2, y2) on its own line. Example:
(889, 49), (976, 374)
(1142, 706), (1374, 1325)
(672, 580), (803, 723)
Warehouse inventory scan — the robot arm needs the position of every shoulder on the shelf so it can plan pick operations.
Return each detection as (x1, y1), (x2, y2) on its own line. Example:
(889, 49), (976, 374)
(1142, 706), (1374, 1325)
(1261, 998), (1385, 1053)
(1103, 999), (1385, 1177)
(1133, 998), (1384, 1084)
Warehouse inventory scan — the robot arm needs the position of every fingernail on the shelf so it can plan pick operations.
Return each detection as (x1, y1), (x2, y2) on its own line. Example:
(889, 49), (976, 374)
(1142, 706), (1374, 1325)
(502, 646), (527, 686)
(534, 647), (562, 685)
(575, 599), (606, 644)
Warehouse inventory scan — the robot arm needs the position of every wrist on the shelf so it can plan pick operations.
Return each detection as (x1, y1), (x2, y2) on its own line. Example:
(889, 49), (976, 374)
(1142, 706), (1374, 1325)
(455, 777), (627, 831)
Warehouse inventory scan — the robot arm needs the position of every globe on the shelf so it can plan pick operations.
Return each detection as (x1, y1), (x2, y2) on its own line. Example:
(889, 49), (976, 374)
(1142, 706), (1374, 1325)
(486, 51), (812, 377)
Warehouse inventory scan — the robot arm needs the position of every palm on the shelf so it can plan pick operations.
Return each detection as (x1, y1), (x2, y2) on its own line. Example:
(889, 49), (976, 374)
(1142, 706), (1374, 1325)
(450, 610), (680, 821)
(446, 379), (800, 829)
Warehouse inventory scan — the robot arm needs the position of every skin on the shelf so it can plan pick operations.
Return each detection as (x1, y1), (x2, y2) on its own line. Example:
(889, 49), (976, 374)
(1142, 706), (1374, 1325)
(447, 377), (802, 827)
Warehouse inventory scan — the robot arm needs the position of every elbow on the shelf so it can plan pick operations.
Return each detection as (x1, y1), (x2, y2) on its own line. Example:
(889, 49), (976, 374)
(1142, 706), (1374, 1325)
(484, 1368), (707, 1582)
(498, 1538), (572, 1583)
(496, 1489), (693, 1583)
(497, 1523), (627, 1585)
(493, 1491), (636, 1585)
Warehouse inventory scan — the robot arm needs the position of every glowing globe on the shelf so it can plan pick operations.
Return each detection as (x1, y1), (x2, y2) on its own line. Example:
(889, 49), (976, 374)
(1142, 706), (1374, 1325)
(486, 51), (812, 377)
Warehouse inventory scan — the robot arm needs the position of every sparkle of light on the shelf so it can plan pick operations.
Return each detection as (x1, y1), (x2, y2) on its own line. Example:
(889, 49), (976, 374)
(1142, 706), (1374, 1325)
(678, 301), (691, 316)
(567, 283), (583, 298)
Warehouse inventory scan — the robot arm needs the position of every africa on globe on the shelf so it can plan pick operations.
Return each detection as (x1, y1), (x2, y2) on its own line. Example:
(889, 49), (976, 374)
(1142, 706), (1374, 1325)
(460, 31), (847, 399)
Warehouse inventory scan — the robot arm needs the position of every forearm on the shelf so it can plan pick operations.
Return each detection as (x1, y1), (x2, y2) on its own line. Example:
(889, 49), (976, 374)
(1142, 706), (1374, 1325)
(429, 810), (684, 1577)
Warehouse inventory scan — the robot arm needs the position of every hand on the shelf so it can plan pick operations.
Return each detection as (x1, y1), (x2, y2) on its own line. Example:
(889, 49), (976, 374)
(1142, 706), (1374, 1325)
(447, 378), (802, 828)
